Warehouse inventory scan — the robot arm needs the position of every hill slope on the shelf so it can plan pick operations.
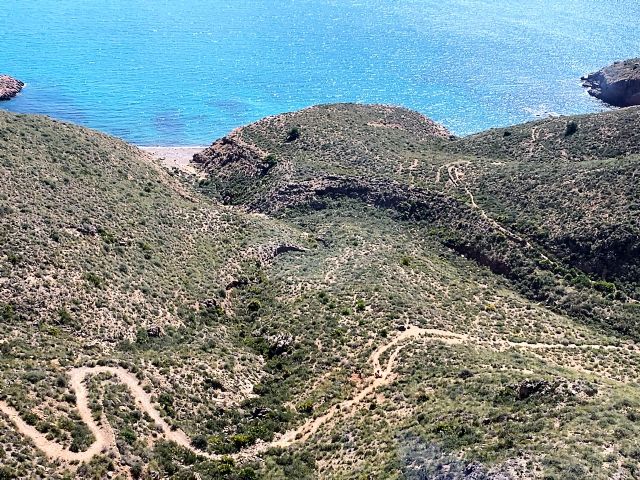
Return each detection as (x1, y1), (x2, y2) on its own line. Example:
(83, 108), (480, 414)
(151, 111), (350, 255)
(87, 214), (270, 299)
(195, 104), (640, 337)
(1, 106), (640, 479)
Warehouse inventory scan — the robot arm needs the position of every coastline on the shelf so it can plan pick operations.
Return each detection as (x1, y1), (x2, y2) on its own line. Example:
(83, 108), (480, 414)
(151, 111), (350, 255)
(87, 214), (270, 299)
(140, 146), (206, 174)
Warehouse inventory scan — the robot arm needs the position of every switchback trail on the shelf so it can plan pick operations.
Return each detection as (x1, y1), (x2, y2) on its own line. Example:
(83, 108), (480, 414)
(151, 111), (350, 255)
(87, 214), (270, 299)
(273, 327), (466, 447)
(6, 326), (614, 465)
(0, 327), (465, 464)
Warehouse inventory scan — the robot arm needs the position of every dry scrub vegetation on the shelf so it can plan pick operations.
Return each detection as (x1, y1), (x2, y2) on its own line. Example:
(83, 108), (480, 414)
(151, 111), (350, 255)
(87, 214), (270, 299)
(1, 105), (640, 479)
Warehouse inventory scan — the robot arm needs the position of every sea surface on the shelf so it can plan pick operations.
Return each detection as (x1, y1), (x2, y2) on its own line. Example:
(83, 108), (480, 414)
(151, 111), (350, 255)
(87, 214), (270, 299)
(1, 0), (638, 145)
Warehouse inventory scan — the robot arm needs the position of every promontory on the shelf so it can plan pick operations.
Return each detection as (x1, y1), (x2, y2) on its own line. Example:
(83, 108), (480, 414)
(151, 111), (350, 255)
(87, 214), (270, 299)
(0, 75), (24, 101)
(582, 58), (640, 107)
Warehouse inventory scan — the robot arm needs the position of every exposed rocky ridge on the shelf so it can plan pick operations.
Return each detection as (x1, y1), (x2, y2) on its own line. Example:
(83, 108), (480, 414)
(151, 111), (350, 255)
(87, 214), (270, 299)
(513, 379), (598, 401)
(0, 75), (24, 101)
(582, 59), (640, 107)
(194, 133), (266, 172)
(239, 173), (550, 289)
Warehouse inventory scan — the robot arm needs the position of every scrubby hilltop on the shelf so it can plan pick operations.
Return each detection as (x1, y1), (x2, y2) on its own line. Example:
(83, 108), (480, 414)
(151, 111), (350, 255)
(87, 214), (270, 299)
(1, 105), (640, 479)
(196, 103), (640, 337)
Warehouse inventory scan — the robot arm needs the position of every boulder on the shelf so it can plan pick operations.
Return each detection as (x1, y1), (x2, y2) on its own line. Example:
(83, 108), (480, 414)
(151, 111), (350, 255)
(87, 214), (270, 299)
(582, 59), (640, 107)
(146, 325), (164, 337)
(514, 378), (598, 401)
(77, 223), (98, 236)
(516, 380), (550, 400)
(0, 75), (24, 101)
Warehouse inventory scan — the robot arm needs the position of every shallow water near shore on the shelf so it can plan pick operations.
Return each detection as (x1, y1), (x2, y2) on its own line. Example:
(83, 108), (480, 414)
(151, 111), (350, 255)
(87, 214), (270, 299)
(1, 0), (638, 145)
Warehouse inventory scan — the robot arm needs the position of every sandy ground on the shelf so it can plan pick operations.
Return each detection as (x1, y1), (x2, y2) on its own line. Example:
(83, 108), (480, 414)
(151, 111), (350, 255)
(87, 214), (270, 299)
(140, 146), (206, 175)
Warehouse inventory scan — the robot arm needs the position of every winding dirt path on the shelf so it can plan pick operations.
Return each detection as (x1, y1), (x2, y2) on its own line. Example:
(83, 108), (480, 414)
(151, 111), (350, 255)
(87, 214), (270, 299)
(0, 320), (620, 462)
(5, 326), (617, 465)
(273, 327), (466, 447)
(0, 366), (198, 463)
(445, 162), (554, 263)
(0, 400), (111, 463)
(0, 327), (467, 464)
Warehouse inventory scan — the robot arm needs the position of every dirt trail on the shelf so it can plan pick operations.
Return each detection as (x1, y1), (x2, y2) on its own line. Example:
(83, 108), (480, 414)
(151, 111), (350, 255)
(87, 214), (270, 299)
(6, 327), (613, 464)
(0, 326), (625, 465)
(446, 162), (553, 263)
(501, 340), (623, 351)
(273, 326), (467, 447)
(0, 400), (109, 463)
(0, 367), (199, 463)
(528, 126), (540, 156)
(0, 327), (468, 464)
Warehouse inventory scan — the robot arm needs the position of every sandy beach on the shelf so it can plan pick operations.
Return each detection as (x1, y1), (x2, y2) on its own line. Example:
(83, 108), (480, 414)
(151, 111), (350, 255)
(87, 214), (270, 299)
(140, 146), (206, 175)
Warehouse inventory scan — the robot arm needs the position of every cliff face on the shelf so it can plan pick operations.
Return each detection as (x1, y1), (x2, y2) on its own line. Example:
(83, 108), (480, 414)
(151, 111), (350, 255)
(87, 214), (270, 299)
(582, 59), (640, 107)
(0, 75), (24, 101)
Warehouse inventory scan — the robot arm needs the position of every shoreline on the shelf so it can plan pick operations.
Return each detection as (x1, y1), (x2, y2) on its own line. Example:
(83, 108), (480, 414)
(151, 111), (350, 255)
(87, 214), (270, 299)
(139, 146), (206, 174)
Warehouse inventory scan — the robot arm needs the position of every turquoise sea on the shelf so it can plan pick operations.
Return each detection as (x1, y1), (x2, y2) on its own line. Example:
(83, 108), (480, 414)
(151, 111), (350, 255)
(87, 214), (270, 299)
(1, 1), (638, 145)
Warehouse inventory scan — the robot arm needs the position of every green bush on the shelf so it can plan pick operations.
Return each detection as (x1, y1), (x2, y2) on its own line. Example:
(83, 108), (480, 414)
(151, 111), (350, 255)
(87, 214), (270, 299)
(297, 399), (314, 414)
(565, 120), (578, 136)
(265, 154), (278, 168)
(231, 433), (253, 449)
(84, 271), (103, 288)
(191, 434), (208, 450)
(121, 427), (137, 445)
(57, 307), (76, 327)
(593, 280), (616, 294)
(0, 467), (17, 480)
(247, 299), (262, 312)
(0, 304), (15, 321)
(286, 126), (301, 142)
(158, 392), (175, 417)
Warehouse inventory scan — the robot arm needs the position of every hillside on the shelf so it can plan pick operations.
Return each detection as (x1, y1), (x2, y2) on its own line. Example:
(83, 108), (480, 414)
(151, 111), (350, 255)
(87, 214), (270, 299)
(1, 105), (640, 479)
(449, 110), (640, 297)
(195, 104), (640, 338)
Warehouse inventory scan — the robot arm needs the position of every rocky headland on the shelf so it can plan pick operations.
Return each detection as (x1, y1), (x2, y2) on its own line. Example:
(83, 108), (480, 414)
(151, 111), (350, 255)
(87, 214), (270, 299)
(582, 58), (640, 107)
(0, 75), (24, 101)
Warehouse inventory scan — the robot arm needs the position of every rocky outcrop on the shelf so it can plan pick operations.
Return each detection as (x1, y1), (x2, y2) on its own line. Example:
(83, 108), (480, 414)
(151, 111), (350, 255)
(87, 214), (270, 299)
(193, 134), (267, 176)
(0, 75), (24, 101)
(514, 379), (598, 401)
(582, 59), (640, 107)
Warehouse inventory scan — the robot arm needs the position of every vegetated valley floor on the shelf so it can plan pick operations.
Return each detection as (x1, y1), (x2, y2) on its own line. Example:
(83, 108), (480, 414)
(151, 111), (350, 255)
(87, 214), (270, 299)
(1, 104), (640, 479)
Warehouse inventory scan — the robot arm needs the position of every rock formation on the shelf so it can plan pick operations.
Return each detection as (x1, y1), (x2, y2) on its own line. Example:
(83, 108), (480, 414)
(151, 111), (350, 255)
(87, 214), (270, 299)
(0, 75), (24, 101)
(582, 59), (640, 107)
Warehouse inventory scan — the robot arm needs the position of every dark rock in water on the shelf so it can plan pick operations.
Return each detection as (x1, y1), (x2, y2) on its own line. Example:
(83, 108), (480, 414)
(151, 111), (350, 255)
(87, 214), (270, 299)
(582, 59), (640, 107)
(0, 75), (24, 101)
